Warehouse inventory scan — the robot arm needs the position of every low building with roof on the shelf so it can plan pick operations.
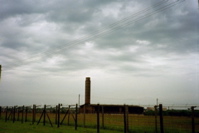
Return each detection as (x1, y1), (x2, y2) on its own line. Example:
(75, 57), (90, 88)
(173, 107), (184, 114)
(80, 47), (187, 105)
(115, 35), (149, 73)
(79, 77), (144, 114)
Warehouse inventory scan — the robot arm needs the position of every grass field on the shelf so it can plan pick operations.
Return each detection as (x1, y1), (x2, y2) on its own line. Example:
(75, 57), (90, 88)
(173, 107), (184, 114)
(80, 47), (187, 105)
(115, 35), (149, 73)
(0, 112), (199, 133)
(0, 119), (123, 133)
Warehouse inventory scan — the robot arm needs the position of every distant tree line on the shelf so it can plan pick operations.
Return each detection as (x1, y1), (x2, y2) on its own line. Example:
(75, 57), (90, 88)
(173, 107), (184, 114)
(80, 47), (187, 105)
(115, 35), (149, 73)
(144, 110), (199, 117)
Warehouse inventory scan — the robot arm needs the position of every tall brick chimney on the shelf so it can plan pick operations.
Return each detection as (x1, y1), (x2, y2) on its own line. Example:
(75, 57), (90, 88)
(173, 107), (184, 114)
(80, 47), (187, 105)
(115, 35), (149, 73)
(85, 77), (91, 105)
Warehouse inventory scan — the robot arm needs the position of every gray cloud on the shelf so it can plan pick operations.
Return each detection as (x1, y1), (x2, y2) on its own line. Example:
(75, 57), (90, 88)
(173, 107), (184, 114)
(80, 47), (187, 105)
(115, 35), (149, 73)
(0, 0), (198, 106)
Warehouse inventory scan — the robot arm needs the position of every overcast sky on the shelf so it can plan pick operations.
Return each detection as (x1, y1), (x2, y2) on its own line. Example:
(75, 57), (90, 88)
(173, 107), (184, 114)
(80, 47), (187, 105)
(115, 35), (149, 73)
(0, 0), (198, 107)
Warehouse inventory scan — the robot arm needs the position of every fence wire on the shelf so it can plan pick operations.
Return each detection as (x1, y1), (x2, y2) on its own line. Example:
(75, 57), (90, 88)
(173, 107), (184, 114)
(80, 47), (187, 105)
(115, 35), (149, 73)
(0, 104), (198, 133)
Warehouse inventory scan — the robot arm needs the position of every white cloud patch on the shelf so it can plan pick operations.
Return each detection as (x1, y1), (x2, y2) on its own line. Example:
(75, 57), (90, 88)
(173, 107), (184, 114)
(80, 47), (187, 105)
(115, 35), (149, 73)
(136, 40), (151, 45)
(42, 56), (65, 67)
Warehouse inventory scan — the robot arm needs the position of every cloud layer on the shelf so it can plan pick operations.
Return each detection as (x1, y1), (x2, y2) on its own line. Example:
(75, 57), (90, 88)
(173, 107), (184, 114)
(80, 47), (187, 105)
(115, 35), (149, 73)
(0, 0), (198, 106)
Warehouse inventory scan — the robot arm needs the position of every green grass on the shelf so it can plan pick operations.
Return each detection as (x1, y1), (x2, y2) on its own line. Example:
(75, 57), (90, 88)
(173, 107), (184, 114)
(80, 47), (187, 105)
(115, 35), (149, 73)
(0, 113), (198, 133)
(0, 119), (123, 133)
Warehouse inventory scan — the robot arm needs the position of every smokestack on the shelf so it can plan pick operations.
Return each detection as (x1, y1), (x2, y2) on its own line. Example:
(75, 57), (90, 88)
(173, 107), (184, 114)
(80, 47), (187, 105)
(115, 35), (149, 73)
(85, 77), (91, 105)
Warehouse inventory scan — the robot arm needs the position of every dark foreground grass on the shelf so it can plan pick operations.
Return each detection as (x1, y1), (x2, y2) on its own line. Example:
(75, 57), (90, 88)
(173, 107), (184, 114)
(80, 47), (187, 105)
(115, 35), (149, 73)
(1, 113), (198, 133)
(0, 120), (123, 133)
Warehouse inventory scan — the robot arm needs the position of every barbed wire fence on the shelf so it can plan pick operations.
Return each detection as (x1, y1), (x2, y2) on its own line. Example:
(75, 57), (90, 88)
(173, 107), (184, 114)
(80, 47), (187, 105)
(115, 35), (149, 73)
(0, 103), (198, 133)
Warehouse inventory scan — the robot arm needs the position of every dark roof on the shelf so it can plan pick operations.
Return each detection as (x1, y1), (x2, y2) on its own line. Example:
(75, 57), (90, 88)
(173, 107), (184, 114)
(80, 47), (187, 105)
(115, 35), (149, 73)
(80, 104), (143, 108)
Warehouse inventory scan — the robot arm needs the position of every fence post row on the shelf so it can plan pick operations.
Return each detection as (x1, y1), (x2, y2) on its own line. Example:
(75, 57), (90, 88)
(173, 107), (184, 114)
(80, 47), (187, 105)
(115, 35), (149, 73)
(0, 104), (198, 133)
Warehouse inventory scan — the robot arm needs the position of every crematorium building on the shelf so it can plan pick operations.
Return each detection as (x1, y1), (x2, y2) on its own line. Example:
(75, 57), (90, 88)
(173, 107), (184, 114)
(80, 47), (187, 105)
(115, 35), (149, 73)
(79, 77), (144, 114)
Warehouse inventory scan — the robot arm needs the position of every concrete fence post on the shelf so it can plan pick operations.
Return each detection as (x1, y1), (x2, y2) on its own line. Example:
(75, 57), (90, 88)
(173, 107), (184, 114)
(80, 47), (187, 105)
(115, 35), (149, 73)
(159, 104), (164, 133)
(0, 106), (1, 119)
(17, 107), (20, 121)
(25, 107), (28, 122)
(154, 105), (158, 133)
(68, 105), (70, 125)
(191, 106), (196, 133)
(101, 105), (104, 129)
(21, 105), (24, 123)
(5, 106), (8, 122)
(55, 105), (58, 124)
(32, 104), (36, 124)
(83, 105), (86, 127)
(57, 104), (61, 128)
(124, 104), (129, 133)
(75, 104), (78, 130)
(13, 106), (16, 123)
(43, 105), (46, 126)
(97, 104), (100, 133)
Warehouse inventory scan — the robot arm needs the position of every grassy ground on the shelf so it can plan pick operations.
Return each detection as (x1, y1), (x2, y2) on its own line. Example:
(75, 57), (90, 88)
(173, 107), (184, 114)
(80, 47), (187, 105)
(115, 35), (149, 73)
(0, 120), (123, 133)
(0, 113), (198, 133)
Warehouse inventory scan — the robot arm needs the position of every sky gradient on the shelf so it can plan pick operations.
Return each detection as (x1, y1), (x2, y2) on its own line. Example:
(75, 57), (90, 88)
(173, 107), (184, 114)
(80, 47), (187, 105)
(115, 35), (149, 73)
(0, 0), (198, 106)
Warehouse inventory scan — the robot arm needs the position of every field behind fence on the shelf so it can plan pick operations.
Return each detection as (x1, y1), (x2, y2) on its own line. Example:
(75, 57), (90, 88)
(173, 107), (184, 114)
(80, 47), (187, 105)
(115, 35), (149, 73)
(0, 104), (198, 133)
